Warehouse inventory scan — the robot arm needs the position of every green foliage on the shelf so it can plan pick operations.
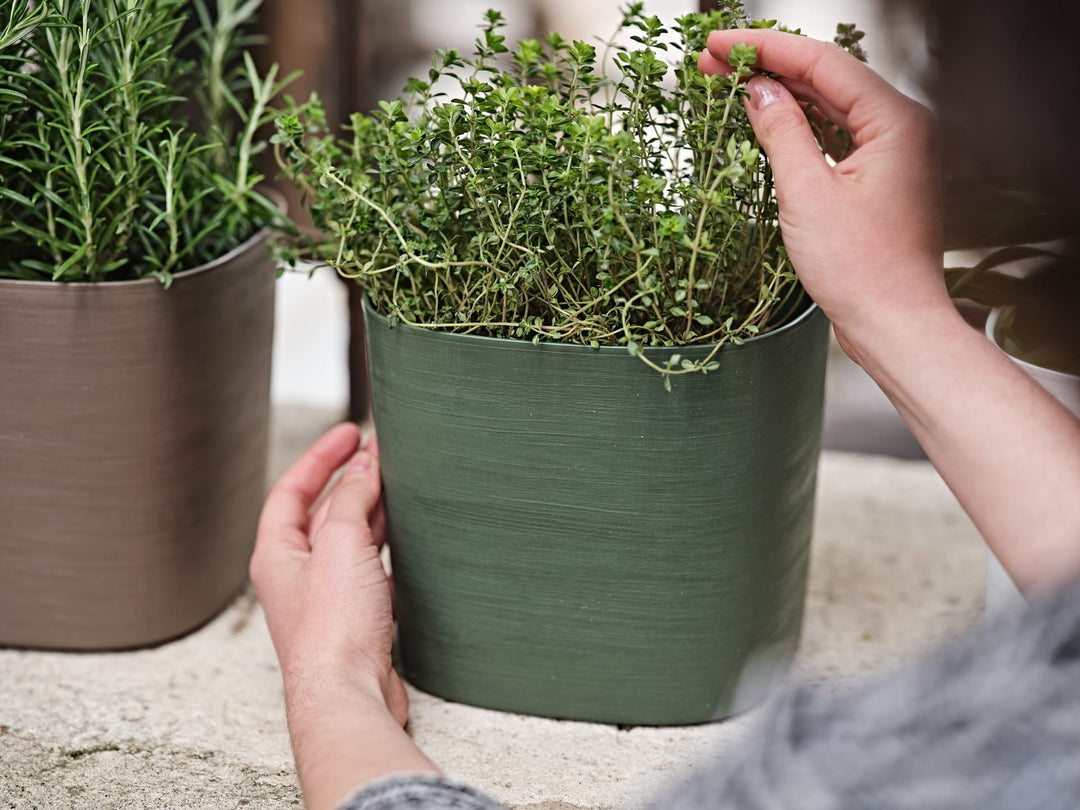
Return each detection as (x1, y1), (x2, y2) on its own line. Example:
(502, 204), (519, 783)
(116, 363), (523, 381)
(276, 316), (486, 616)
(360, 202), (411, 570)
(833, 23), (867, 62)
(276, 4), (860, 376)
(0, 0), (294, 284)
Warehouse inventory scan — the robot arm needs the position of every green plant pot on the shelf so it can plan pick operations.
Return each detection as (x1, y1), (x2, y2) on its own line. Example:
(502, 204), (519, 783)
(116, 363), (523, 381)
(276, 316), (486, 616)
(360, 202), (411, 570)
(365, 297), (829, 725)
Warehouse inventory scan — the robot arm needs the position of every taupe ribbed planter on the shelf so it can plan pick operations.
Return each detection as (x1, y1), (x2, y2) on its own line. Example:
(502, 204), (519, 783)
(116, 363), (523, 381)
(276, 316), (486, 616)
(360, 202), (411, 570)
(365, 296), (830, 725)
(0, 227), (276, 649)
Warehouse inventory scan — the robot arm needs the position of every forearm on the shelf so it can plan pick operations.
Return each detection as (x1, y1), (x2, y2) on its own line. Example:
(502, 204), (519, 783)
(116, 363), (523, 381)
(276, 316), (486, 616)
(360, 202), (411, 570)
(286, 683), (441, 810)
(841, 290), (1080, 594)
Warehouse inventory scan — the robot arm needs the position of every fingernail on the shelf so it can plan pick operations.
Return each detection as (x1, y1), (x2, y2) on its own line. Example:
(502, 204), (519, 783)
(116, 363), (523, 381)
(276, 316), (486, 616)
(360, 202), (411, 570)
(346, 450), (374, 472)
(747, 76), (784, 111)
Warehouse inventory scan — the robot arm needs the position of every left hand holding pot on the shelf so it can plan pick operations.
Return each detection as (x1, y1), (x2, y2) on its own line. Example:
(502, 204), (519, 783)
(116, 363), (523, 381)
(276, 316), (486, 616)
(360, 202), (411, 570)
(251, 423), (439, 810)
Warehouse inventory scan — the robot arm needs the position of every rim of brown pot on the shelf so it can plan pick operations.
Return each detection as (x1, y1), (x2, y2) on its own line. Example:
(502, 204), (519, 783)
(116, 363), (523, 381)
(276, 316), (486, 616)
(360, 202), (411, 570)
(0, 187), (285, 290)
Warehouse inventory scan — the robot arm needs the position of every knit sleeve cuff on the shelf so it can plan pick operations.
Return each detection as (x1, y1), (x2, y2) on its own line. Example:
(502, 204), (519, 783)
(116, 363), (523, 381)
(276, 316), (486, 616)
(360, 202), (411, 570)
(336, 774), (507, 810)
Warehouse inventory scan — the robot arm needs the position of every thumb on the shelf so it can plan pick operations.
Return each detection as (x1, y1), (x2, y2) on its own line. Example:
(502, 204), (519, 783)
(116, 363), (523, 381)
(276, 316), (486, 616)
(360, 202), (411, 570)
(743, 76), (830, 192)
(317, 446), (383, 540)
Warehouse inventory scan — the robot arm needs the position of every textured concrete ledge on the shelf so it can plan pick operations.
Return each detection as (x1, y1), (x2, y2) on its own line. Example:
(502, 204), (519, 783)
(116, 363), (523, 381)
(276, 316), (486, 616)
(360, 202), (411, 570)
(0, 406), (985, 809)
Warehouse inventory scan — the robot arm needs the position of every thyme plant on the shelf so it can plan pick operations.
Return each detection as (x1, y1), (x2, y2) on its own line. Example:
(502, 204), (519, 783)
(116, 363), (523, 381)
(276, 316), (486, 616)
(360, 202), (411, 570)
(276, 4), (862, 380)
(0, 0), (292, 284)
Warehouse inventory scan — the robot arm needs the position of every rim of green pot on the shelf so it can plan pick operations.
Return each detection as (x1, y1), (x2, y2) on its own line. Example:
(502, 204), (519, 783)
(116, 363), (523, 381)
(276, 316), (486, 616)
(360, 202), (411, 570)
(362, 289), (822, 356)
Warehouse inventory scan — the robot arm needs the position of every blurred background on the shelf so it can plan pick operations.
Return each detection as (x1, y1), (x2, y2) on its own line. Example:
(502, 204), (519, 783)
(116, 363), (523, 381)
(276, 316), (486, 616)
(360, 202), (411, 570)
(265, 0), (930, 457)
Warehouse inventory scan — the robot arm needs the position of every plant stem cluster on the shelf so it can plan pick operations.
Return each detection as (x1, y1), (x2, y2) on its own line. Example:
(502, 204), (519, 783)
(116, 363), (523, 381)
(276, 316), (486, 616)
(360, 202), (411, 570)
(277, 4), (860, 374)
(0, 0), (291, 284)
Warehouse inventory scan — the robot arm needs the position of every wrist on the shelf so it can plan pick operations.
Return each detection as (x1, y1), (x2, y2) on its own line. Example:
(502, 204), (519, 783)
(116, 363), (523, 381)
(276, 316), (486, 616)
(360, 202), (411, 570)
(282, 678), (393, 734)
(282, 647), (392, 716)
(829, 272), (963, 373)
(285, 678), (439, 810)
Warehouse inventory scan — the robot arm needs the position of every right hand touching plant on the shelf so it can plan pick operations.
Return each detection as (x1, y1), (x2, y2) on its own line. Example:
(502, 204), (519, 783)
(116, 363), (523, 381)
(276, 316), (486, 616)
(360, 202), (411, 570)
(699, 30), (945, 363)
(700, 30), (1080, 596)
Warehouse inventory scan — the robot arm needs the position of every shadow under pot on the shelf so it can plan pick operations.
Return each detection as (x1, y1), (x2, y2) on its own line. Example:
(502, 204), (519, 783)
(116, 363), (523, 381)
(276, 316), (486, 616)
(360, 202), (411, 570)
(0, 228), (277, 650)
(364, 294), (830, 726)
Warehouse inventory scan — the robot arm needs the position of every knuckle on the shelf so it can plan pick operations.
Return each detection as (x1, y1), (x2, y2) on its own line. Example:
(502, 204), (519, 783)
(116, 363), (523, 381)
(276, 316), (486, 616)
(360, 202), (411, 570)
(317, 517), (361, 543)
(262, 481), (291, 512)
(901, 99), (936, 142)
(248, 551), (266, 588)
(759, 106), (807, 141)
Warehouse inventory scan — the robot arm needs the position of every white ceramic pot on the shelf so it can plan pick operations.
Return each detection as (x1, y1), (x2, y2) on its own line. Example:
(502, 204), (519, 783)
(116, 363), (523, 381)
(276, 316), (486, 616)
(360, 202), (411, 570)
(984, 306), (1080, 619)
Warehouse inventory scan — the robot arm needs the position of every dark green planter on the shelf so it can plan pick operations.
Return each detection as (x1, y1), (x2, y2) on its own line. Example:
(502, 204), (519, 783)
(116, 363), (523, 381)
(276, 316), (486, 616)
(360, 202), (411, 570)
(365, 297), (829, 725)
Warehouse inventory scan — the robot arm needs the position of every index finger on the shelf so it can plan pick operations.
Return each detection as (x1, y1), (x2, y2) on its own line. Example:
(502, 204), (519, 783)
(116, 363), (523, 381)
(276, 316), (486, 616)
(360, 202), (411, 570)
(704, 29), (905, 141)
(257, 422), (362, 543)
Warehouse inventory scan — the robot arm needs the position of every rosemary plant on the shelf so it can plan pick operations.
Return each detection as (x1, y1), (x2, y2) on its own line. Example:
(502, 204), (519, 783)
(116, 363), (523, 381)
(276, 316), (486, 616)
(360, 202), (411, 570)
(276, 4), (862, 380)
(0, 0), (292, 284)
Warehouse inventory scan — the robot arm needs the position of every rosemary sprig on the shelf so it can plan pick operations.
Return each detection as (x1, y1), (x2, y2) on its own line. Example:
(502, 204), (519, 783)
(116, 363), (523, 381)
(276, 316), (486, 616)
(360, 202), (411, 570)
(0, 0), (294, 284)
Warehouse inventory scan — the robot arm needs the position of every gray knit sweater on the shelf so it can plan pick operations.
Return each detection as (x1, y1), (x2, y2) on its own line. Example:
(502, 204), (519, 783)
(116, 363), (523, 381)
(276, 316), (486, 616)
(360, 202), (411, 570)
(339, 582), (1080, 810)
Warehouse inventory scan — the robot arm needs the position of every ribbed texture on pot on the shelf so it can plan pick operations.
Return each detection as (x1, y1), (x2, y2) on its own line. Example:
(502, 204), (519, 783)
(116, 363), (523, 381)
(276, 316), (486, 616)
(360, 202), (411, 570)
(365, 299), (830, 725)
(0, 230), (275, 649)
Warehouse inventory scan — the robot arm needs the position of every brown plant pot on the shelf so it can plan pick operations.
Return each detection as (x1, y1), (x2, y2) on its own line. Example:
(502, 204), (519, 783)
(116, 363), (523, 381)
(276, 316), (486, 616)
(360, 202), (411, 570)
(0, 227), (276, 649)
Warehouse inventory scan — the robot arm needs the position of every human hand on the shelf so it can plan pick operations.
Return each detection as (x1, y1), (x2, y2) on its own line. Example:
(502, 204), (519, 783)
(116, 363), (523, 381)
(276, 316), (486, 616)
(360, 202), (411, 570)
(250, 422), (406, 726)
(251, 424), (440, 809)
(698, 30), (947, 362)
(701, 31), (1080, 597)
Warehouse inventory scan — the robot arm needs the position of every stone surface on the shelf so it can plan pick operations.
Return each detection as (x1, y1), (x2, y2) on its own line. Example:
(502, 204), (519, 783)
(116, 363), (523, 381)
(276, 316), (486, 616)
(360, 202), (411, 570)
(0, 406), (985, 809)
